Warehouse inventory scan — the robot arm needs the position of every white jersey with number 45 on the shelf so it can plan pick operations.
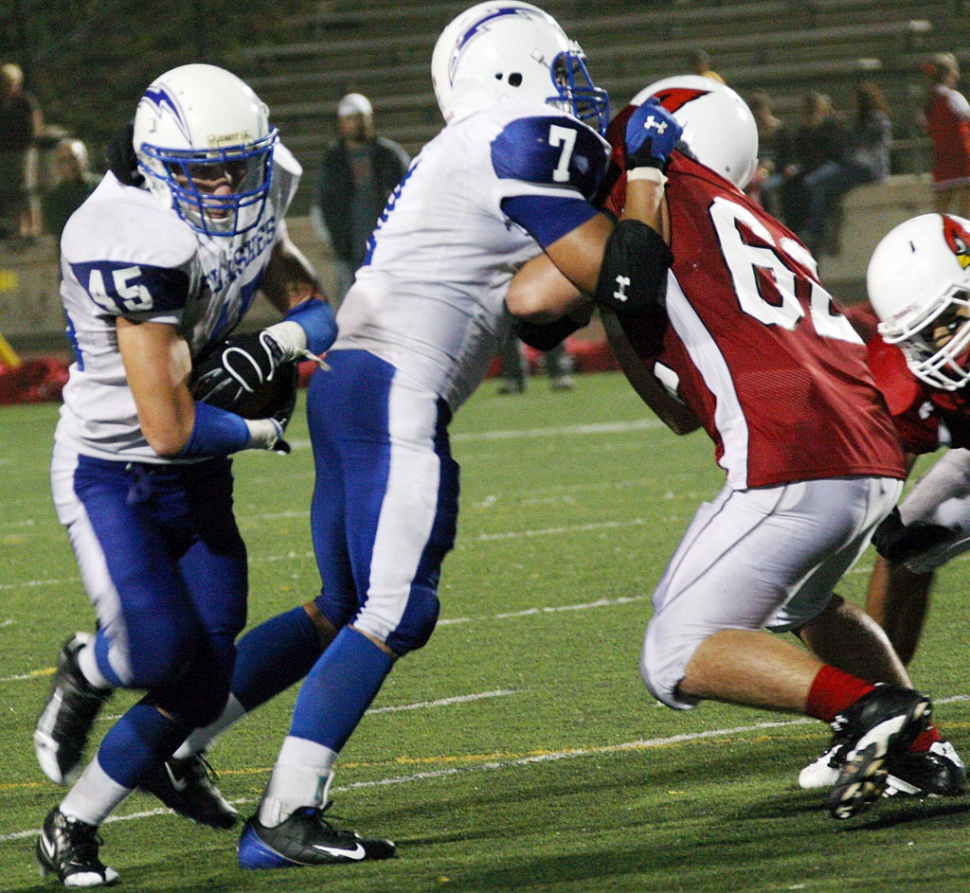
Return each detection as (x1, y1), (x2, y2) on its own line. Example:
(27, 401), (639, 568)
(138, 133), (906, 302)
(332, 99), (610, 413)
(54, 146), (302, 463)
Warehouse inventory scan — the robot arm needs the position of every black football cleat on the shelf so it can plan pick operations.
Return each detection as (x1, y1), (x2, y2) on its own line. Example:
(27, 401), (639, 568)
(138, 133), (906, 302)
(36, 807), (119, 887)
(238, 805), (395, 869)
(827, 684), (932, 819)
(884, 740), (968, 798)
(139, 754), (240, 829)
(35, 634), (112, 785)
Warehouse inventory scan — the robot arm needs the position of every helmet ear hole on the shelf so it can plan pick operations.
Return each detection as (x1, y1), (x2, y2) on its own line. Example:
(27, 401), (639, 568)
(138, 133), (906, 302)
(509, 73), (523, 87)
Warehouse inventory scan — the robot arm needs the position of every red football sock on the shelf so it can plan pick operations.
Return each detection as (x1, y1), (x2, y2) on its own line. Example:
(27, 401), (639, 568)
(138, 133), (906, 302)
(909, 724), (942, 752)
(805, 665), (875, 723)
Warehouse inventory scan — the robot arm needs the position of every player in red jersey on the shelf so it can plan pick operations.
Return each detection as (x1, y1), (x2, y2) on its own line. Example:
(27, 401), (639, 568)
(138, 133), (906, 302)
(850, 214), (970, 675)
(507, 76), (965, 816)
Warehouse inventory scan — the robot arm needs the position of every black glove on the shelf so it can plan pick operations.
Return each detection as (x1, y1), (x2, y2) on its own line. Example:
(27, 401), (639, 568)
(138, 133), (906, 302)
(871, 507), (954, 565)
(191, 330), (289, 414)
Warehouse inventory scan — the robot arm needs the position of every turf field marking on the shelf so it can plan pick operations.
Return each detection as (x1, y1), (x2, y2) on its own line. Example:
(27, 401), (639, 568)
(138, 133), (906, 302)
(256, 420), (664, 454)
(4, 697), (970, 844)
(492, 594), (650, 620)
(474, 517), (646, 541)
(451, 419), (666, 442)
(368, 689), (520, 714)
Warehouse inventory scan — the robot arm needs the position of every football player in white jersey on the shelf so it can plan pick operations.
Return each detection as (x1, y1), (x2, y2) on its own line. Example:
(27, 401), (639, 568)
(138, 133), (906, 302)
(132, 2), (682, 870)
(33, 64), (338, 886)
(506, 76), (958, 820)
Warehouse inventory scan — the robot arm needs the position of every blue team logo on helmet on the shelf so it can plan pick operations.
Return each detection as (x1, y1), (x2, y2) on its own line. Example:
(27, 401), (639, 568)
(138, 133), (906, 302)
(138, 87), (191, 143)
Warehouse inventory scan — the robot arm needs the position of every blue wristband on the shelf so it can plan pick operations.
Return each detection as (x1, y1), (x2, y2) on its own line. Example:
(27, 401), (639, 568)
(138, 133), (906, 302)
(179, 401), (251, 458)
(285, 297), (338, 356)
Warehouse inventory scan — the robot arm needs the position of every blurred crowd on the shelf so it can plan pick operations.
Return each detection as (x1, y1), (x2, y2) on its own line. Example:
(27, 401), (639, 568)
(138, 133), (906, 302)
(741, 50), (970, 256)
(3, 47), (969, 267)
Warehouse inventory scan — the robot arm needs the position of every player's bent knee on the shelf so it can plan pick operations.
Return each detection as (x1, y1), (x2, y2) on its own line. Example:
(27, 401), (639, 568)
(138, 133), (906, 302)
(384, 586), (441, 656)
(640, 625), (702, 711)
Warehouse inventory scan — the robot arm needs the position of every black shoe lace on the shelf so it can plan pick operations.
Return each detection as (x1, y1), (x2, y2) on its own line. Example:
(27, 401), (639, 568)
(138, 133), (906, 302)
(61, 820), (104, 870)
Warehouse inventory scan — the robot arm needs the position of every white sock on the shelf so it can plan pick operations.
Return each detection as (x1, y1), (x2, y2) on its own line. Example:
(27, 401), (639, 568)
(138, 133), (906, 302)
(172, 694), (247, 759)
(257, 736), (338, 827)
(76, 640), (113, 691)
(59, 757), (131, 826)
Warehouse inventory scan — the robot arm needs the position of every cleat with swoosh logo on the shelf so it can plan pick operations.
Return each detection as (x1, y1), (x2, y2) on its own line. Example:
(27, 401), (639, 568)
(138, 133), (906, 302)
(238, 805), (395, 869)
(36, 807), (119, 887)
(139, 754), (239, 829)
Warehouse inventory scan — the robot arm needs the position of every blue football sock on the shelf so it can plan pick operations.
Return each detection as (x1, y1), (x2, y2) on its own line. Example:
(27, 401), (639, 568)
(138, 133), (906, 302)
(289, 626), (393, 752)
(96, 701), (188, 789)
(232, 605), (326, 712)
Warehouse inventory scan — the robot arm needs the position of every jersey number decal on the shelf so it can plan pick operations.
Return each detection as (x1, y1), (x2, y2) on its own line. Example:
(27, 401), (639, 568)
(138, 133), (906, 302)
(548, 124), (577, 183)
(88, 266), (152, 313)
(710, 197), (860, 343)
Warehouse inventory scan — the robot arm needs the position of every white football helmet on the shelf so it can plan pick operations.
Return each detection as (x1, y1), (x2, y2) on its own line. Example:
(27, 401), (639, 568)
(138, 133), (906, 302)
(629, 75), (758, 189)
(132, 63), (277, 237)
(868, 213), (970, 390)
(431, 1), (609, 134)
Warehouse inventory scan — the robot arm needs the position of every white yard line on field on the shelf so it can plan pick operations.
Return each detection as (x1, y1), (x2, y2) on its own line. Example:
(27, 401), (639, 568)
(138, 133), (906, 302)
(5, 694), (970, 844)
(264, 420), (662, 454)
(451, 419), (665, 442)
(368, 689), (521, 714)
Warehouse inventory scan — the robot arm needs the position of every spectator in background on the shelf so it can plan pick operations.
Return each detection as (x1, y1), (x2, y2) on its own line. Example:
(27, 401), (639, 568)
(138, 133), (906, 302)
(497, 326), (574, 394)
(922, 52), (970, 219)
(42, 138), (100, 247)
(744, 89), (790, 219)
(778, 90), (850, 242)
(692, 48), (725, 84)
(0, 63), (44, 239)
(800, 81), (893, 256)
(310, 92), (410, 302)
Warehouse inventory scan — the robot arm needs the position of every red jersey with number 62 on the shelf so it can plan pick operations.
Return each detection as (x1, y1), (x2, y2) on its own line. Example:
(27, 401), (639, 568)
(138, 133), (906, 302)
(610, 150), (904, 488)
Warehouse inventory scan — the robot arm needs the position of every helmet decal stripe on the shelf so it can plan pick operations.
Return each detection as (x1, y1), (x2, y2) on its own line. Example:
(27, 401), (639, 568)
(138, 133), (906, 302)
(650, 86), (711, 113)
(450, 6), (537, 83)
(139, 87), (190, 142)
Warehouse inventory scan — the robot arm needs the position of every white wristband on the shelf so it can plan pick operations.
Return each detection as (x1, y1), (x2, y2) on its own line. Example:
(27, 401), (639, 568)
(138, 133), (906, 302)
(262, 320), (308, 362)
(627, 166), (668, 186)
(245, 418), (283, 451)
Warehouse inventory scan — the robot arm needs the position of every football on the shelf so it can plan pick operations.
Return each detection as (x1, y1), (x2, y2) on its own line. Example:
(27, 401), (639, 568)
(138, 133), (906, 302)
(230, 363), (299, 419)
(190, 359), (299, 420)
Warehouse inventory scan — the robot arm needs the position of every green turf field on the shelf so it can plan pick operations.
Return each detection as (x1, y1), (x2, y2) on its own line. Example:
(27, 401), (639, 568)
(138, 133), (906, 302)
(2, 371), (969, 892)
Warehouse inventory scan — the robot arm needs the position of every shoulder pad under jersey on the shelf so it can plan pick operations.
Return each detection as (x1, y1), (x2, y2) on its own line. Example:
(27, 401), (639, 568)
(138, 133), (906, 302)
(62, 176), (197, 316)
(491, 113), (610, 201)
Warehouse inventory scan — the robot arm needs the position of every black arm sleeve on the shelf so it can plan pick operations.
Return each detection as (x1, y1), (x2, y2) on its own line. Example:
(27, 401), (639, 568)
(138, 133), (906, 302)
(593, 220), (673, 316)
(514, 315), (585, 352)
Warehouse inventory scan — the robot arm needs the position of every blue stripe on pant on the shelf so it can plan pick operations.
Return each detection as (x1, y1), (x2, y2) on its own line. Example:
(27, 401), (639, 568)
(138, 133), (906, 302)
(307, 349), (458, 656)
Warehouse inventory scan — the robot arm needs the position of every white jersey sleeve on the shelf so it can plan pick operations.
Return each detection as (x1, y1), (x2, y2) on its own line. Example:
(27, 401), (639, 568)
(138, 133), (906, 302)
(333, 100), (608, 412)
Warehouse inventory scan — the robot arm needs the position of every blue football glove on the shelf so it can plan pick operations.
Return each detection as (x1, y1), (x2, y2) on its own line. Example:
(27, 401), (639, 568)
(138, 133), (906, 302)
(625, 99), (683, 171)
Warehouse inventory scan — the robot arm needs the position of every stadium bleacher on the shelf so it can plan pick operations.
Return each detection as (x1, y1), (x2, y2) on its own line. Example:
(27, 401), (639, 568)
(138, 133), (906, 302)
(4, 0), (970, 356)
(232, 0), (970, 168)
(224, 0), (970, 302)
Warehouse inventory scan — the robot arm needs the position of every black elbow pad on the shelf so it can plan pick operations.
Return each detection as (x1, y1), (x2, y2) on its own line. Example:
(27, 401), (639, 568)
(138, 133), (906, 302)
(594, 220), (672, 316)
